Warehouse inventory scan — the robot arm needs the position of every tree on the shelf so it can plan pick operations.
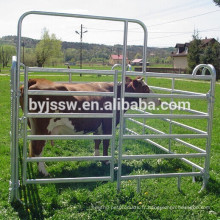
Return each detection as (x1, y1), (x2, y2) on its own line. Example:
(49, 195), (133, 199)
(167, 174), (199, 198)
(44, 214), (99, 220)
(187, 33), (202, 73)
(201, 41), (220, 80)
(213, 0), (220, 6)
(35, 29), (62, 67)
(24, 48), (37, 66)
(0, 45), (16, 68)
(135, 53), (142, 59)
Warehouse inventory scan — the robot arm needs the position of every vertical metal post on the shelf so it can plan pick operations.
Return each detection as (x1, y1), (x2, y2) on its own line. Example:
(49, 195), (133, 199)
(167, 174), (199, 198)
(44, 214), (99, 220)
(69, 72), (72, 83)
(192, 167), (196, 183)
(22, 67), (28, 184)
(14, 17), (23, 200)
(169, 78), (175, 152)
(142, 28), (148, 139)
(9, 57), (20, 202)
(110, 70), (118, 181)
(201, 69), (216, 191)
(117, 20), (128, 192)
(9, 15), (23, 202)
(142, 24), (147, 79)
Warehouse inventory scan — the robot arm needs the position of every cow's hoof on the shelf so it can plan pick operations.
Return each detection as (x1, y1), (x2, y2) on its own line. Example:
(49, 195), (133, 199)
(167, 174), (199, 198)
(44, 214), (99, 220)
(94, 151), (100, 156)
(38, 162), (49, 177)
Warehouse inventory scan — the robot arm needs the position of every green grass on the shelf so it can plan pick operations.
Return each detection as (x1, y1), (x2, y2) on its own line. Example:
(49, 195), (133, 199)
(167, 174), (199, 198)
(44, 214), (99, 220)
(0, 68), (220, 219)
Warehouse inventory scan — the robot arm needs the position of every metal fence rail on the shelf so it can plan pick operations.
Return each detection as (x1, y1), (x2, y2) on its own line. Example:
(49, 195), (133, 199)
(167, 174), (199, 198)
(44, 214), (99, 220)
(21, 67), (118, 186)
(10, 11), (216, 202)
(117, 64), (216, 192)
(10, 10), (148, 202)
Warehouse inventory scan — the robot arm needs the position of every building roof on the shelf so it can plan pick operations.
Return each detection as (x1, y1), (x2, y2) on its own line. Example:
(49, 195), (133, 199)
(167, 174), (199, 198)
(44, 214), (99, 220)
(172, 38), (217, 58)
(131, 59), (142, 63)
(110, 55), (128, 60)
(175, 43), (185, 48)
(201, 38), (216, 46)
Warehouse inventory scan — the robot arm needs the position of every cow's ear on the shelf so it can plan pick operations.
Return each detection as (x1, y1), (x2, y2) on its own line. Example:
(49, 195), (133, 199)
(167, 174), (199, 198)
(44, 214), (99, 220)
(132, 79), (139, 88)
(125, 77), (132, 83)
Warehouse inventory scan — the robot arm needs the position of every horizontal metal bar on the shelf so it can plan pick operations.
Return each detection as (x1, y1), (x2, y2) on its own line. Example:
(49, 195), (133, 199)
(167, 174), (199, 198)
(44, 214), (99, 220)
(149, 86), (205, 96)
(125, 92), (207, 99)
(27, 156), (111, 162)
(122, 153), (206, 160)
(20, 10), (147, 25)
(123, 134), (208, 139)
(126, 71), (213, 80)
(176, 107), (207, 115)
(121, 172), (203, 180)
(25, 176), (111, 184)
(128, 118), (163, 133)
(169, 120), (207, 134)
(124, 114), (209, 119)
(174, 138), (206, 153)
(146, 140), (205, 171)
(28, 67), (116, 75)
(126, 126), (206, 153)
(126, 128), (205, 170)
(28, 90), (114, 97)
(128, 118), (206, 135)
(21, 81), (113, 85)
(27, 113), (113, 118)
(132, 109), (208, 134)
(161, 103), (207, 115)
(27, 134), (112, 140)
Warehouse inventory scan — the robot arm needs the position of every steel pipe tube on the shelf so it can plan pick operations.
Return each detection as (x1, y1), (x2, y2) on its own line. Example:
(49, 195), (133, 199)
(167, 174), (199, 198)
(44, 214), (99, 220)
(28, 90), (114, 97)
(27, 113), (113, 118)
(27, 134), (112, 140)
(27, 156), (112, 162)
(121, 172), (203, 180)
(25, 176), (111, 184)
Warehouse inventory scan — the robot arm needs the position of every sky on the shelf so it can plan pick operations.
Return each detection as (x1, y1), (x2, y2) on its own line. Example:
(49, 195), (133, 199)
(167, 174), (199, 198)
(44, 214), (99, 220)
(0, 0), (219, 48)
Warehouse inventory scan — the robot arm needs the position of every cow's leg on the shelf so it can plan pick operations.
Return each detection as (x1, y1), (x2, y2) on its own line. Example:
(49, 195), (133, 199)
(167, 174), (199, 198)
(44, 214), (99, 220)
(103, 140), (109, 156)
(103, 140), (110, 165)
(29, 140), (49, 176)
(94, 139), (101, 156)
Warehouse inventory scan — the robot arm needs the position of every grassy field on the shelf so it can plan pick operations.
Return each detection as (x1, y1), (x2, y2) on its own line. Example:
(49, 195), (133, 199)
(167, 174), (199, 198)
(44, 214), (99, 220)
(0, 67), (220, 219)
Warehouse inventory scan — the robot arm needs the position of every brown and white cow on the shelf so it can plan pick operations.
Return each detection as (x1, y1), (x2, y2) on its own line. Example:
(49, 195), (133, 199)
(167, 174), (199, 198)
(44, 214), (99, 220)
(20, 76), (161, 176)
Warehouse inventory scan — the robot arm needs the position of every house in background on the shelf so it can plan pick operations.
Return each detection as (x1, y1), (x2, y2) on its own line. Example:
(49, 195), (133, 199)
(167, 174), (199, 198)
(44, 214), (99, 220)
(109, 55), (128, 65)
(171, 43), (189, 69)
(131, 59), (142, 66)
(131, 58), (150, 66)
(171, 38), (217, 70)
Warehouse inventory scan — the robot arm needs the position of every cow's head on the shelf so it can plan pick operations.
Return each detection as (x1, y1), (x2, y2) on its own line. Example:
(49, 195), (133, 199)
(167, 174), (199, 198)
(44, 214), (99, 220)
(126, 76), (161, 107)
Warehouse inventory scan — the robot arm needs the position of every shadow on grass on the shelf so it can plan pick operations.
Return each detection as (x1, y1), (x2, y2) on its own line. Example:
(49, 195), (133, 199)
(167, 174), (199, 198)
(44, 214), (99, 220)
(11, 144), (44, 219)
(49, 162), (112, 192)
(12, 140), (218, 218)
(12, 163), (44, 219)
(206, 177), (220, 195)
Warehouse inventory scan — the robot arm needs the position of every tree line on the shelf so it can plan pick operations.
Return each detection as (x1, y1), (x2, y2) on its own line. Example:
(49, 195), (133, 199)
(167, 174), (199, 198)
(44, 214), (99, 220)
(2, 29), (219, 80)
(0, 30), (173, 68)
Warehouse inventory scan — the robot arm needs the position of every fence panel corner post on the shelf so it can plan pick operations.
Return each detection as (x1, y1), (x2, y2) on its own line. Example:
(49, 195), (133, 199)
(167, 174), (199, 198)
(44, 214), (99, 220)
(9, 56), (20, 202)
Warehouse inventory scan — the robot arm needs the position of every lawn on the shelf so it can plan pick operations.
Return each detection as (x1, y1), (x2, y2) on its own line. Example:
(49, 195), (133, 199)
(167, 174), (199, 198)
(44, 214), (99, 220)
(0, 67), (219, 219)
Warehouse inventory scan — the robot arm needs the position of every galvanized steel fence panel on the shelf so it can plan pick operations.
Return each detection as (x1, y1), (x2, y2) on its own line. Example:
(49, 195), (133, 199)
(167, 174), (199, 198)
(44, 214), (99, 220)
(9, 11), (216, 202)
